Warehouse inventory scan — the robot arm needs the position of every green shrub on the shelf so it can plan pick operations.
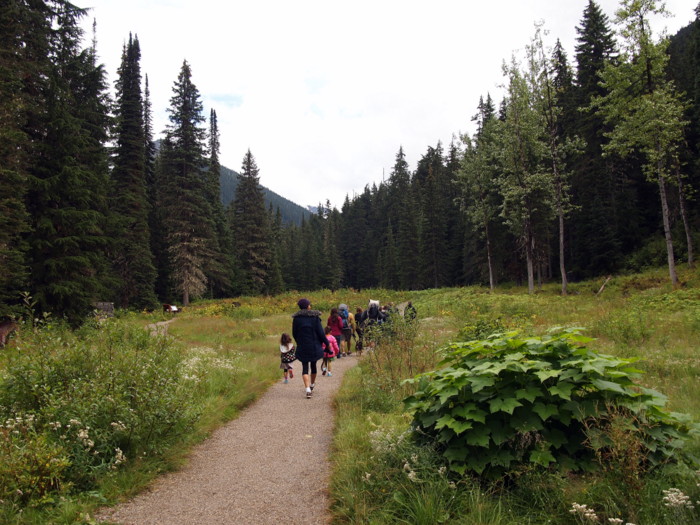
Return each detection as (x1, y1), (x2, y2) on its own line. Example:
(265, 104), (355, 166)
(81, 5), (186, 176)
(0, 320), (199, 500)
(404, 329), (697, 477)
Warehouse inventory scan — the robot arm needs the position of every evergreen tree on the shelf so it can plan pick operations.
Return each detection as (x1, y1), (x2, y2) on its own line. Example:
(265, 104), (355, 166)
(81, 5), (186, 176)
(267, 206), (285, 294)
(110, 34), (157, 309)
(572, 0), (624, 277)
(26, 2), (113, 323)
(230, 150), (271, 294)
(160, 60), (213, 305)
(204, 108), (233, 296)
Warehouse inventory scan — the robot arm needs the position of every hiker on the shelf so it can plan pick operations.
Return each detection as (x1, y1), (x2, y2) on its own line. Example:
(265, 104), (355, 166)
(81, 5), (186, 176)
(363, 300), (385, 350)
(292, 298), (330, 399)
(279, 333), (295, 384)
(322, 325), (338, 377)
(354, 307), (365, 356)
(338, 303), (355, 356)
(326, 307), (345, 358)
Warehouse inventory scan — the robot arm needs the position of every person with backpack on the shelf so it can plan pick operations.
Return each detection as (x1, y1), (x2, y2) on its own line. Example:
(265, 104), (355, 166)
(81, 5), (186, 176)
(326, 307), (345, 359)
(354, 307), (365, 356)
(292, 298), (330, 399)
(338, 303), (354, 356)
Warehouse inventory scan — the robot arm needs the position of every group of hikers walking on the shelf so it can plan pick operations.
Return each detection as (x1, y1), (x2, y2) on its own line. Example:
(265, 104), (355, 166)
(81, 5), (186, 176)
(279, 298), (417, 398)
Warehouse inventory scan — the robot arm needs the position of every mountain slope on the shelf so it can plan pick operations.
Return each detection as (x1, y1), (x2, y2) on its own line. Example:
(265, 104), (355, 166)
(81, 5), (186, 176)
(219, 165), (310, 225)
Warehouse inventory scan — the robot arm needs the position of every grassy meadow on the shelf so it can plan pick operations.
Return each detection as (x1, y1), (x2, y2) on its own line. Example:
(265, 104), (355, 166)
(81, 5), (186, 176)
(0, 269), (698, 523)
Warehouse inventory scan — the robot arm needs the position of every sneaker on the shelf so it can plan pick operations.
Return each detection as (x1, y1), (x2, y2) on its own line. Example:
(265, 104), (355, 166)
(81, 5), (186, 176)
(306, 390), (312, 399)
(289, 370), (294, 379)
(327, 371), (332, 377)
(310, 383), (315, 391)
(322, 366), (327, 376)
(283, 378), (288, 384)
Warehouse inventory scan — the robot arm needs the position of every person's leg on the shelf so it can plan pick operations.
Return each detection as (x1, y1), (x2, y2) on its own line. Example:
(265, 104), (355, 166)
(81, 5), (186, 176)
(309, 360), (318, 388)
(302, 360), (311, 388)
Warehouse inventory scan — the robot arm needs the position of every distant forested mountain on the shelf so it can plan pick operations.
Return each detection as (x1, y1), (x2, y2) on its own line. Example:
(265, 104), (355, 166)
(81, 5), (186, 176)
(219, 165), (310, 226)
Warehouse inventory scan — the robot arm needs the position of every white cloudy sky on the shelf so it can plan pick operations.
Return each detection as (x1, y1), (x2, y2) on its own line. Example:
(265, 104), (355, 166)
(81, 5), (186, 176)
(77, 0), (695, 209)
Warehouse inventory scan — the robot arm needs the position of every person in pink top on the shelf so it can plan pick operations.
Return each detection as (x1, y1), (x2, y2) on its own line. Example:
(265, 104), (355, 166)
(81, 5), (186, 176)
(322, 325), (338, 376)
(326, 307), (344, 358)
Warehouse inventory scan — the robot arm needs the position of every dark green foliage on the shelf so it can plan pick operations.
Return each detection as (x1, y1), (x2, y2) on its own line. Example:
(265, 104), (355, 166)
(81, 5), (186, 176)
(404, 330), (695, 477)
(230, 150), (271, 295)
(158, 61), (214, 305)
(26, 1), (113, 324)
(111, 34), (158, 310)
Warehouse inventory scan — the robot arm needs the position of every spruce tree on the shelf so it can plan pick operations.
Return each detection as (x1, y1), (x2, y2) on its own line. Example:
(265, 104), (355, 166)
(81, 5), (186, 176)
(160, 60), (213, 305)
(230, 150), (271, 294)
(111, 34), (157, 309)
(204, 108), (233, 296)
(27, 2), (113, 323)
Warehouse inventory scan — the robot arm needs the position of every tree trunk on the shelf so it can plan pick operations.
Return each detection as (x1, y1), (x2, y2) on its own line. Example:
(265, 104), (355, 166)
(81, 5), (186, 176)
(484, 211), (495, 292)
(183, 288), (190, 306)
(676, 172), (695, 269)
(558, 193), (568, 295)
(657, 172), (678, 285)
(525, 226), (535, 294)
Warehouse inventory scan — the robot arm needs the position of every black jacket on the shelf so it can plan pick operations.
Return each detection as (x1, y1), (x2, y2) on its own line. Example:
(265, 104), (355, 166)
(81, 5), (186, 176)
(292, 309), (329, 362)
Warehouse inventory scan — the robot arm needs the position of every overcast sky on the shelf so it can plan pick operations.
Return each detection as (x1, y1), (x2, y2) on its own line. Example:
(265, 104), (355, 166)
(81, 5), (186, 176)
(77, 0), (695, 209)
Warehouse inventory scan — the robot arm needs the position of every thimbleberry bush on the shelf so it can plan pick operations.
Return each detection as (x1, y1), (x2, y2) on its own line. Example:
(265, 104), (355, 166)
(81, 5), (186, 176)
(404, 329), (696, 477)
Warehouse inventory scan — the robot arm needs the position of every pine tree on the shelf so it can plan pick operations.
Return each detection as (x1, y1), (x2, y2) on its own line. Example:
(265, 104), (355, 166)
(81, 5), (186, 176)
(160, 60), (213, 305)
(230, 150), (271, 294)
(111, 34), (157, 309)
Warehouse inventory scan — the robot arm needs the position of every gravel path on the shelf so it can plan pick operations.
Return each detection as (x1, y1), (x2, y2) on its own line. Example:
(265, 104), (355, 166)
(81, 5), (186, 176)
(98, 354), (357, 525)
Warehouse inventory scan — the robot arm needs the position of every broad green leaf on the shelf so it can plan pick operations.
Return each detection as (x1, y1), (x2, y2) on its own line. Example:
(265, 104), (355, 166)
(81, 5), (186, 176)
(447, 419), (473, 434)
(465, 426), (491, 447)
(510, 412), (544, 432)
(548, 381), (575, 400)
(515, 385), (541, 403)
(490, 422), (510, 446)
(532, 402), (559, 422)
(535, 369), (561, 382)
(468, 375), (496, 393)
(491, 450), (515, 468)
(438, 387), (459, 404)
(541, 428), (568, 449)
(590, 378), (627, 394)
(489, 397), (522, 415)
(529, 449), (556, 467)
(435, 414), (455, 430)
(452, 404), (488, 424)
(465, 454), (490, 474)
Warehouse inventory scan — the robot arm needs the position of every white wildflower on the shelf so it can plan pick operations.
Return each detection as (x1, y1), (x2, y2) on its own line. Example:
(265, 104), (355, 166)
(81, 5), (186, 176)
(662, 488), (693, 509)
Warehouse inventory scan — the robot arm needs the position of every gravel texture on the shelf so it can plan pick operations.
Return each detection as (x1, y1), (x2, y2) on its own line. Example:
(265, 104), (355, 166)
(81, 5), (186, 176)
(97, 354), (356, 525)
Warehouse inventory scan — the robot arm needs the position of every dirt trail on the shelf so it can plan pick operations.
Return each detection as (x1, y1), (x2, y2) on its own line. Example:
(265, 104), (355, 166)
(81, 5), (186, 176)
(98, 354), (357, 525)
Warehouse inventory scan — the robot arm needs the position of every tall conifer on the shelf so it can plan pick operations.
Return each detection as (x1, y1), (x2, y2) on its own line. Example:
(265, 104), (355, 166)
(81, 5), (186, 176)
(111, 34), (157, 309)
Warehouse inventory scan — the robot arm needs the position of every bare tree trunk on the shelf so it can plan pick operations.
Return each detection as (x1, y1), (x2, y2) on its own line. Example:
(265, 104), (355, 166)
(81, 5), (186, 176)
(558, 198), (568, 295)
(657, 172), (678, 285)
(676, 172), (694, 269)
(525, 227), (535, 294)
(484, 213), (495, 292)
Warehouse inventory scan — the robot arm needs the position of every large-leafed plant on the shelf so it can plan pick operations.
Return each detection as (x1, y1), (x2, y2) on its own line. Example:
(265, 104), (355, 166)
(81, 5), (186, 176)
(404, 329), (696, 477)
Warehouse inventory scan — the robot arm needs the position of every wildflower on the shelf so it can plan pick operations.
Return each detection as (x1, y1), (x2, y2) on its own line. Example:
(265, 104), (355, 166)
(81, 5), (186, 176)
(438, 466), (447, 476)
(662, 488), (693, 509)
(569, 502), (599, 522)
(608, 519), (623, 524)
(403, 461), (411, 472)
(363, 472), (371, 482)
(110, 421), (127, 432)
(48, 421), (62, 430)
(448, 481), (456, 490)
(407, 471), (418, 482)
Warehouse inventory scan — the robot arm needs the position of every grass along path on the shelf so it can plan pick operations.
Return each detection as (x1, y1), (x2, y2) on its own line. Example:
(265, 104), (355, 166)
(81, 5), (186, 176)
(97, 353), (358, 525)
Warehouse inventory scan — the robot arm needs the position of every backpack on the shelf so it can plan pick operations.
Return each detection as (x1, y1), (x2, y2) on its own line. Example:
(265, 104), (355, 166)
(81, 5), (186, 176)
(367, 304), (381, 325)
(339, 308), (349, 330)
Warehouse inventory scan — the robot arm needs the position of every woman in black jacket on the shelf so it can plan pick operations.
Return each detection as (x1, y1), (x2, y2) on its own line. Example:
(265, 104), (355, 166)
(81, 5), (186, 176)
(292, 298), (330, 399)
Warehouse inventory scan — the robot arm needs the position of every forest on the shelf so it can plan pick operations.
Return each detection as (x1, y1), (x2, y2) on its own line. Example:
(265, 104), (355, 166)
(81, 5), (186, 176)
(1, 0), (699, 323)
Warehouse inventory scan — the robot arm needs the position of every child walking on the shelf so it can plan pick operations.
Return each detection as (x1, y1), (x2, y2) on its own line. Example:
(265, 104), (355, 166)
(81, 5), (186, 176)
(280, 333), (295, 383)
(322, 325), (338, 377)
